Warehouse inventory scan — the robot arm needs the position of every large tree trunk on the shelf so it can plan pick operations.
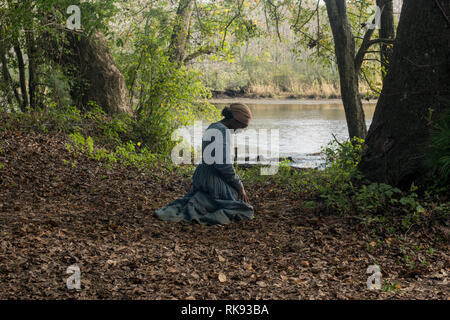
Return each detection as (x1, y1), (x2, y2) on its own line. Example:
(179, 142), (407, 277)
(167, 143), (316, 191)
(69, 32), (132, 114)
(325, 0), (367, 139)
(48, 31), (132, 115)
(359, 0), (450, 189)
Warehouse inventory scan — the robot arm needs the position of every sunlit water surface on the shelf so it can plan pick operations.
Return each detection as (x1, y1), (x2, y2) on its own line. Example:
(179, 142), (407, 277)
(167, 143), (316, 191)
(186, 100), (376, 168)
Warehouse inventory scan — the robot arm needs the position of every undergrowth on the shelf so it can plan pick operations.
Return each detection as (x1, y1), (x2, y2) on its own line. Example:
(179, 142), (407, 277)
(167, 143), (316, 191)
(237, 136), (449, 234)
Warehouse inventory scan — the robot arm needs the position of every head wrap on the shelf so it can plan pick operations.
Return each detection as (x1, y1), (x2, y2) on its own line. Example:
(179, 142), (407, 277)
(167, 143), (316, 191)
(230, 103), (252, 126)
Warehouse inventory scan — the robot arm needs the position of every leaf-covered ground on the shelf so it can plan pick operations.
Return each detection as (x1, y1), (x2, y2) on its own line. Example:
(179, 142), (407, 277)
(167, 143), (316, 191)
(0, 129), (448, 299)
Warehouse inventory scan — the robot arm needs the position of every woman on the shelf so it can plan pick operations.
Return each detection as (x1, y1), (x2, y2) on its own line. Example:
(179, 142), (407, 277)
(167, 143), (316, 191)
(154, 103), (254, 226)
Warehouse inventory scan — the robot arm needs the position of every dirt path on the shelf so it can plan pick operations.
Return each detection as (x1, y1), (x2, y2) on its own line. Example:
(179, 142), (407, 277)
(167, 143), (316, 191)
(0, 130), (448, 299)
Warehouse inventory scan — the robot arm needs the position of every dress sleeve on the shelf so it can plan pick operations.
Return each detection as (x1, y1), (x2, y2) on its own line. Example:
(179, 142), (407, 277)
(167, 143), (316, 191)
(212, 125), (243, 192)
(214, 163), (243, 192)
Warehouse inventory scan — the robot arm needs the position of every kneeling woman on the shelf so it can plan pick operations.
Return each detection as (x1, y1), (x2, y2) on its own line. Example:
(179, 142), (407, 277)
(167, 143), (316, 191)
(155, 103), (254, 226)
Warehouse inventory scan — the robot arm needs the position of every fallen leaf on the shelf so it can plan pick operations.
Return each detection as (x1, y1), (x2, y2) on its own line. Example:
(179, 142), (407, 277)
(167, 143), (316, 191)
(257, 281), (267, 287)
(218, 272), (227, 282)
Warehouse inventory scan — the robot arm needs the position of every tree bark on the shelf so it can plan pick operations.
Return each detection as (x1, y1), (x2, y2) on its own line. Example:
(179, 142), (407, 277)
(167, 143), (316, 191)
(26, 30), (39, 110)
(359, 0), (450, 189)
(13, 45), (28, 112)
(377, 0), (395, 79)
(47, 30), (133, 115)
(324, 0), (367, 139)
(169, 0), (194, 65)
(0, 45), (21, 106)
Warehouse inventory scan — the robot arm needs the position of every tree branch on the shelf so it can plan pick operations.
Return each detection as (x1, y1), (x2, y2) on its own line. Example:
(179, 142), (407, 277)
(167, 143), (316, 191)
(367, 38), (395, 46)
(184, 45), (219, 63)
(360, 68), (381, 95)
(266, 0), (282, 41)
(220, 0), (244, 49)
(354, 24), (377, 73)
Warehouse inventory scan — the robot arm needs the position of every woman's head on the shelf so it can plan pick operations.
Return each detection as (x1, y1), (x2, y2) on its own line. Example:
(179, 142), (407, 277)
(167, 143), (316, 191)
(221, 103), (252, 130)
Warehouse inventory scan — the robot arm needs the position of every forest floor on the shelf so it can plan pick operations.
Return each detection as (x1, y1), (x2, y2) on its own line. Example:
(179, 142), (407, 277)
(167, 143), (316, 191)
(0, 129), (448, 299)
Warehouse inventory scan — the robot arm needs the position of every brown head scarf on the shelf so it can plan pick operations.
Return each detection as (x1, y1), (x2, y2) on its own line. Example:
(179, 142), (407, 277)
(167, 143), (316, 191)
(230, 103), (252, 126)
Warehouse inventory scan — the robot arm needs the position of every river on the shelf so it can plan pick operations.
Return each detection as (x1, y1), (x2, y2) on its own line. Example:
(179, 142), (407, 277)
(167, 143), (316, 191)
(190, 99), (376, 168)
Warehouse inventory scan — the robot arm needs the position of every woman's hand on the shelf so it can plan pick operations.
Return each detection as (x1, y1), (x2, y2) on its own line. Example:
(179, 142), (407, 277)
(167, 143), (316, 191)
(238, 187), (250, 204)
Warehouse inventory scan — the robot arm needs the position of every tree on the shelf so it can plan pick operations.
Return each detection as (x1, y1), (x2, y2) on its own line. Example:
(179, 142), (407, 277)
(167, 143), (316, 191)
(376, 0), (395, 80)
(0, 0), (131, 114)
(359, 0), (450, 188)
(324, 0), (397, 139)
(259, 0), (396, 139)
(50, 30), (133, 114)
(168, 0), (195, 65)
(324, 0), (368, 139)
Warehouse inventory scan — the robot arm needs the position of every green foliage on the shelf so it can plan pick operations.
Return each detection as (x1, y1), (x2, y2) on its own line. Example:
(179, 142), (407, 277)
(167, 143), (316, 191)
(323, 136), (365, 171)
(239, 134), (442, 224)
(2, 103), (83, 133)
(426, 109), (450, 186)
(311, 136), (365, 214)
(316, 138), (434, 218)
(3, 103), (171, 171)
(67, 131), (158, 171)
(112, 9), (221, 154)
(354, 183), (402, 214)
(0, 0), (119, 112)
(381, 281), (400, 293)
(200, 41), (342, 98)
(279, 158), (292, 168)
(130, 58), (219, 154)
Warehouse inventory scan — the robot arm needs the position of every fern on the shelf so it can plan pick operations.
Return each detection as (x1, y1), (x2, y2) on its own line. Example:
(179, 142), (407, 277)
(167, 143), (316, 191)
(426, 109), (450, 185)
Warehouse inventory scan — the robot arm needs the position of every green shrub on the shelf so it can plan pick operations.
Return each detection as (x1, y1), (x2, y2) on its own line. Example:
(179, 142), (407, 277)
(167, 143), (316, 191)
(116, 18), (221, 155)
(67, 131), (159, 171)
(426, 109), (450, 186)
(322, 136), (365, 171)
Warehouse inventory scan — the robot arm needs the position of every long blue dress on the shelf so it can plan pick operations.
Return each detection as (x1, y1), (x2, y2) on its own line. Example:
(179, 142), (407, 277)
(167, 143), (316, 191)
(154, 121), (254, 225)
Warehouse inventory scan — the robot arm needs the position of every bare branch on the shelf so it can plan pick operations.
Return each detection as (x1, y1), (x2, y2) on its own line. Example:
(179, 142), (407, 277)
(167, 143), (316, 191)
(220, 0), (245, 49)
(266, 0), (282, 41)
(360, 68), (381, 95)
(354, 25), (376, 72)
(293, 0), (303, 28)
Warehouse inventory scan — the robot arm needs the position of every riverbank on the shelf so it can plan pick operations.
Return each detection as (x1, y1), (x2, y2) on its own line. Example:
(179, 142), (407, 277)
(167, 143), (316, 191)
(0, 126), (448, 299)
(209, 97), (378, 105)
(210, 89), (379, 103)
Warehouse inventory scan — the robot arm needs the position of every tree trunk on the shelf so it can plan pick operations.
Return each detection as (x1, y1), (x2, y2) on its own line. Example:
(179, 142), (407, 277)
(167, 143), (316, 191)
(325, 0), (367, 139)
(359, 0), (450, 189)
(48, 31), (132, 115)
(26, 30), (39, 110)
(377, 0), (395, 79)
(13, 45), (28, 112)
(0, 45), (21, 106)
(169, 0), (194, 65)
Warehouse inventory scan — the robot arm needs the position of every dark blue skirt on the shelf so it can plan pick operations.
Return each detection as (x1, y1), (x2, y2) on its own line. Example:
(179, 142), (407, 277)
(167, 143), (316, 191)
(155, 164), (254, 225)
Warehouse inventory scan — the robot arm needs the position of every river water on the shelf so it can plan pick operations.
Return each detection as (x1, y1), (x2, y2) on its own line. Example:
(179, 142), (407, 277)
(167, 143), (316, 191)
(189, 99), (376, 168)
